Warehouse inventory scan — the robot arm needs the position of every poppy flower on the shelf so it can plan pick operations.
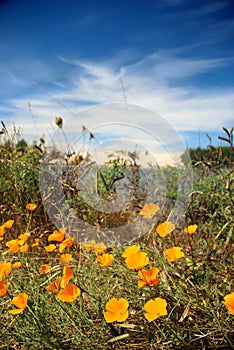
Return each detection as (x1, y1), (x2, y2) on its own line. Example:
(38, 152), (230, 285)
(222, 292), (234, 315)
(57, 284), (80, 302)
(31, 238), (40, 248)
(59, 236), (74, 253)
(83, 240), (107, 254)
(61, 265), (74, 288)
(96, 253), (113, 267)
(139, 203), (160, 219)
(9, 292), (28, 315)
(12, 262), (22, 269)
(26, 203), (37, 211)
(18, 232), (30, 244)
(45, 277), (61, 292)
(0, 225), (4, 238)
(122, 245), (140, 258)
(6, 239), (19, 253)
(125, 252), (149, 270)
(48, 229), (65, 242)
(0, 281), (9, 297)
(138, 267), (160, 288)
(104, 298), (129, 323)
(166, 247), (185, 262)
(144, 297), (167, 322)
(60, 254), (73, 264)
(184, 224), (198, 234)
(19, 244), (28, 253)
(156, 221), (175, 237)
(0, 262), (12, 282)
(45, 244), (56, 253)
(39, 264), (51, 275)
(3, 220), (14, 229)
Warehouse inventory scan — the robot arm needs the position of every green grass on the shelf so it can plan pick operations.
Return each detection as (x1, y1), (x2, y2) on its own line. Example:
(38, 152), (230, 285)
(0, 124), (233, 349)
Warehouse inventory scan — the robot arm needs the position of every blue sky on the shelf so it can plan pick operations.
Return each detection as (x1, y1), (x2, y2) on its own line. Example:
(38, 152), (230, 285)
(1, 0), (234, 154)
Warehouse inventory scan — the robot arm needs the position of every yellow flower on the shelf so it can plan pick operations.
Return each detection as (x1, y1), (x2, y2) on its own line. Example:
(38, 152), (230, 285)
(61, 265), (74, 289)
(31, 238), (40, 248)
(0, 281), (9, 297)
(60, 254), (73, 264)
(45, 244), (57, 253)
(144, 297), (167, 322)
(165, 247), (185, 262)
(156, 221), (175, 237)
(122, 245), (140, 258)
(57, 284), (80, 302)
(45, 277), (61, 292)
(58, 236), (74, 253)
(125, 252), (149, 270)
(138, 267), (160, 288)
(6, 239), (19, 253)
(96, 254), (113, 267)
(19, 244), (28, 253)
(222, 292), (234, 315)
(184, 224), (198, 234)
(104, 298), (129, 323)
(26, 203), (37, 211)
(12, 262), (22, 269)
(48, 229), (65, 242)
(39, 264), (51, 275)
(18, 232), (30, 243)
(3, 220), (14, 229)
(0, 261), (12, 281)
(9, 293), (28, 315)
(139, 203), (160, 219)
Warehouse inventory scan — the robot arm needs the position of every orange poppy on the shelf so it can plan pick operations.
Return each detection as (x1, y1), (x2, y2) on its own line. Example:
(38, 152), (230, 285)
(57, 284), (80, 302)
(39, 264), (51, 275)
(3, 220), (14, 229)
(31, 238), (40, 248)
(12, 262), (22, 269)
(45, 244), (56, 253)
(222, 292), (234, 315)
(125, 252), (149, 270)
(184, 224), (198, 234)
(60, 254), (73, 264)
(96, 254), (113, 267)
(0, 261), (12, 282)
(0, 225), (4, 238)
(83, 240), (107, 254)
(122, 245), (140, 258)
(19, 244), (29, 253)
(61, 265), (74, 288)
(156, 221), (175, 237)
(45, 277), (61, 292)
(26, 203), (37, 211)
(6, 239), (19, 253)
(48, 229), (65, 242)
(138, 267), (160, 288)
(104, 298), (129, 323)
(0, 281), (9, 297)
(59, 236), (74, 253)
(165, 247), (185, 262)
(9, 292), (28, 315)
(139, 203), (160, 219)
(144, 297), (167, 322)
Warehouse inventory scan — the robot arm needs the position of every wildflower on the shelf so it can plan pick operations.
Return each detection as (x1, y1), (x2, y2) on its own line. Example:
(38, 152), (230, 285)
(138, 267), (160, 288)
(48, 229), (65, 242)
(0, 226), (4, 240)
(6, 239), (19, 254)
(12, 262), (22, 269)
(9, 293), (28, 314)
(122, 245), (140, 258)
(58, 236), (74, 253)
(125, 252), (149, 270)
(61, 265), (74, 288)
(0, 281), (9, 297)
(0, 262), (12, 281)
(57, 284), (80, 302)
(83, 240), (107, 254)
(45, 244), (56, 253)
(104, 298), (129, 323)
(60, 253), (73, 264)
(144, 297), (167, 322)
(96, 254), (113, 267)
(31, 238), (40, 248)
(39, 264), (51, 275)
(139, 203), (160, 219)
(156, 221), (175, 237)
(45, 277), (61, 292)
(26, 203), (37, 211)
(184, 224), (198, 234)
(18, 232), (30, 244)
(166, 247), (185, 262)
(19, 244), (28, 253)
(3, 220), (14, 229)
(222, 292), (234, 315)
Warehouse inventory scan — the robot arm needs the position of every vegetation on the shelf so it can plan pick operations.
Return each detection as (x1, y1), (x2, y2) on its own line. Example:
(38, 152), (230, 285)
(0, 122), (233, 349)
